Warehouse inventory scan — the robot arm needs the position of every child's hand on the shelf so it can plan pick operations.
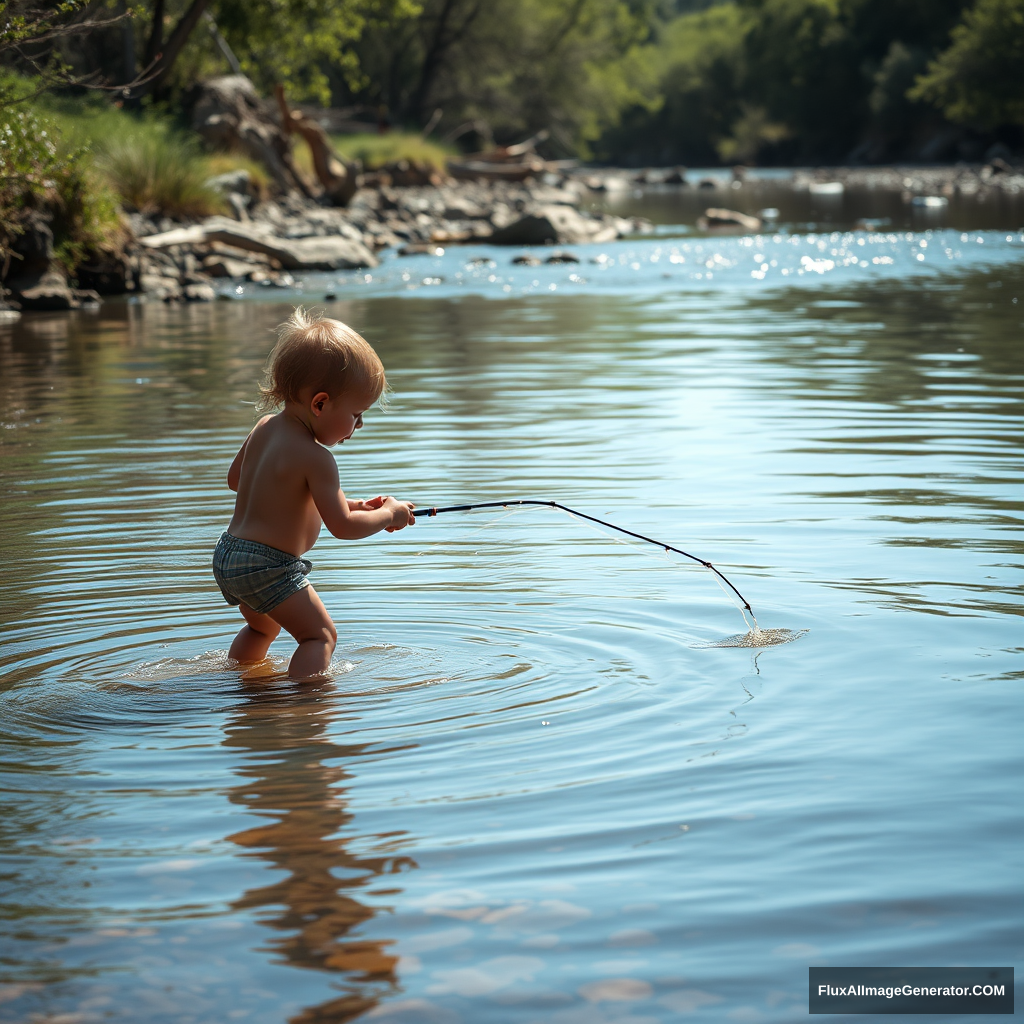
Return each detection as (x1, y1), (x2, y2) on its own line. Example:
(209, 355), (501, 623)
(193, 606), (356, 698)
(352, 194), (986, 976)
(383, 497), (416, 532)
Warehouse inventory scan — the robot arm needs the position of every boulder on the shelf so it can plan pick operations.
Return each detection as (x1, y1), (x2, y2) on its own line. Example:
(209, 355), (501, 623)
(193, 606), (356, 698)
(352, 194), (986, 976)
(137, 218), (378, 270)
(489, 205), (618, 246)
(138, 274), (183, 301)
(7, 210), (54, 275)
(76, 251), (132, 294)
(184, 283), (216, 302)
(4, 266), (78, 310)
(202, 220), (378, 270)
(202, 255), (258, 278)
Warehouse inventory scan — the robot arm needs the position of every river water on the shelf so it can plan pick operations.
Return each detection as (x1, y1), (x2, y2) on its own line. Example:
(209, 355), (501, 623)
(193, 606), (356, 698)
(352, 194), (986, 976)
(1, 210), (1022, 1022)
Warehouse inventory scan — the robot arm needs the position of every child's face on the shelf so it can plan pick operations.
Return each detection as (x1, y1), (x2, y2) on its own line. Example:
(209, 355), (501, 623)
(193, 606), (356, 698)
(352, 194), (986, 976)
(312, 391), (372, 446)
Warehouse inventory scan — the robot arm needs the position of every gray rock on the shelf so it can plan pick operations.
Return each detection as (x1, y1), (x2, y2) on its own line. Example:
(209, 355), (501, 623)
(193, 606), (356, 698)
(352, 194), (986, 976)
(184, 283), (216, 302)
(206, 169), (257, 197)
(139, 274), (183, 301)
(202, 219), (378, 269)
(76, 252), (132, 294)
(4, 266), (78, 310)
(489, 205), (618, 245)
(203, 255), (256, 278)
(8, 210), (54, 275)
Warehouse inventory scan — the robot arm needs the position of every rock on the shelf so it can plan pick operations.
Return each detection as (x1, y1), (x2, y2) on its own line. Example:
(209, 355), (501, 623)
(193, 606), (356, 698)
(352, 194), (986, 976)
(808, 181), (844, 195)
(206, 169), (259, 198)
(381, 159), (443, 187)
(7, 210), (54, 276)
(489, 205), (618, 245)
(139, 274), (183, 301)
(140, 225), (209, 249)
(698, 208), (762, 232)
(76, 251), (132, 294)
(184, 283), (216, 302)
(512, 254), (542, 265)
(663, 167), (688, 185)
(0, 308), (22, 322)
(202, 219), (378, 269)
(73, 288), (101, 306)
(545, 251), (579, 264)
(202, 255), (258, 278)
(698, 178), (718, 189)
(207, 242), (280, 266)
(4, 266), (79, 310)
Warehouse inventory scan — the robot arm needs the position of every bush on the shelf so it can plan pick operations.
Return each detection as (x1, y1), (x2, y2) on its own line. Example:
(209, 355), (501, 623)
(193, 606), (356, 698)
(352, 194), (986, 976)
(0, 108), (121, 275)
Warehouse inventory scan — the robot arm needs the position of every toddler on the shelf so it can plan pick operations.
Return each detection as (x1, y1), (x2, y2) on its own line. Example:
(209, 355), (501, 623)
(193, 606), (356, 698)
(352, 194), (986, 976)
(213, 308), (415, 680)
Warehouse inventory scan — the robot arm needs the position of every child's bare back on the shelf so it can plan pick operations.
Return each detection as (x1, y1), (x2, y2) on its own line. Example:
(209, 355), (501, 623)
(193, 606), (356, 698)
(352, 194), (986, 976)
(212, 309), (414, 681)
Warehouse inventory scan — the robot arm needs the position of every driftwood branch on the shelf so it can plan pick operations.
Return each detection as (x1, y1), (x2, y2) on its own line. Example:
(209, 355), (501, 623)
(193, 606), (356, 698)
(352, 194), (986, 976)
(274, 84), (358, 207)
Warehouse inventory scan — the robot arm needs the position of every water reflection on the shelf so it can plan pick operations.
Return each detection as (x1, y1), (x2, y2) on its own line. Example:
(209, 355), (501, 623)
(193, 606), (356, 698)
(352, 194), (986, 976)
(224, 680), (416, 1023)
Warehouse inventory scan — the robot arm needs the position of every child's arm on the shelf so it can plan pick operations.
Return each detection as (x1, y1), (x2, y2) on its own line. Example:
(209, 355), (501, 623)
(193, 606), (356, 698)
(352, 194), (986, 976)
(227, 415), (273, 492)
(307, 448), (414, 539)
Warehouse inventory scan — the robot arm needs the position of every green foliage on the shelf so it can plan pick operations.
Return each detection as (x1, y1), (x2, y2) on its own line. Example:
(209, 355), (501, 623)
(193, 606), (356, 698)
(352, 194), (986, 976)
(910, 0), (1024, 128)
(596, 3), (750, 164)
(599, 0), (985, 164)
(346, 0), (659, 156)
(0, 1), (86, 109)
(212, 0), (422, 106)
(0, 106), (120, 274)
(717, 104), (790, 162)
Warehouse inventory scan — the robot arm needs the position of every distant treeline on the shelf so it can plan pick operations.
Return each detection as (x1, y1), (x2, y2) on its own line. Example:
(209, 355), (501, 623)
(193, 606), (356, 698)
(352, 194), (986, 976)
(4, 0), (1024, 165)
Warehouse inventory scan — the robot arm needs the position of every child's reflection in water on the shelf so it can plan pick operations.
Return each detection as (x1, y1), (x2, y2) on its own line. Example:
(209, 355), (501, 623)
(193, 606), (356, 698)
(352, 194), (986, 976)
(223, 679), (417, 1023)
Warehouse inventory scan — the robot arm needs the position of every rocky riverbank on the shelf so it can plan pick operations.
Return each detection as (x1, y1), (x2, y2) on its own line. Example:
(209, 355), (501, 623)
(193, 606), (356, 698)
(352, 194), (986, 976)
(4, 157), (1022, 314)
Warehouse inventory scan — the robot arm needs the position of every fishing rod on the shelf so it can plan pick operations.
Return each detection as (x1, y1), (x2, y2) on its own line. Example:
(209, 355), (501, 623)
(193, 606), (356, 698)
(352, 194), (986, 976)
(417, 499), (754, 617)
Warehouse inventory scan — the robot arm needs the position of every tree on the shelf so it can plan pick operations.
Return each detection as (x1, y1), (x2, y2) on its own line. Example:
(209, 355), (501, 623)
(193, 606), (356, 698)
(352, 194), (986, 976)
(342, 0), (658, 153)
(0, 0), (132, 108)
(910, 0), (1024, 129)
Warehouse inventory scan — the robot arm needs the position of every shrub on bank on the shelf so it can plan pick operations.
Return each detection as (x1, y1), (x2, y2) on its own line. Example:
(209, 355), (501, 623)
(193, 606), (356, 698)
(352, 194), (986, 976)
(0, 108), (121, 277)
(96, 130), (226, 219)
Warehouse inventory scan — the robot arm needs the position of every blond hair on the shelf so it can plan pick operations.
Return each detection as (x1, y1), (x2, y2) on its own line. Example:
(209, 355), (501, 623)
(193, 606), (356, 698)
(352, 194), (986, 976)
(258, 307), (386, 411)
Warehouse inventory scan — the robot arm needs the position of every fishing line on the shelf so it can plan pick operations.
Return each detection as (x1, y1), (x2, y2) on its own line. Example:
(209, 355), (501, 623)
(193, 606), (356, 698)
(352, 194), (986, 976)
(420, 499), (754, 616)
(415, 498), (813, 650)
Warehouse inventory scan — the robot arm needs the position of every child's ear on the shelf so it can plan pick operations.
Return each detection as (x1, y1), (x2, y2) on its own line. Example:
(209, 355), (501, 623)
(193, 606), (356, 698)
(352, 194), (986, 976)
(310, 391), (330, 415)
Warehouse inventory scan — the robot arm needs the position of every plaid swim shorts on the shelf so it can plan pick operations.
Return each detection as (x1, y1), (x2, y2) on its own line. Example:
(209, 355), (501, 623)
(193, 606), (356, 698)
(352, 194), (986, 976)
(212, 532), (313, 615)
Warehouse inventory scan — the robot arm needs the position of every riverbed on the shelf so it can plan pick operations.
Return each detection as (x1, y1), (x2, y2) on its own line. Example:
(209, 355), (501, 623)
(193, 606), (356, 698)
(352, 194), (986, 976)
(1, 206), (1021, 1022)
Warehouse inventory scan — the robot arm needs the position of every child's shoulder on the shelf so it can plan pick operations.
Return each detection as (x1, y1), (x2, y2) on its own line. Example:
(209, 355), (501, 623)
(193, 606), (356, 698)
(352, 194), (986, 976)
(255, 412), (332, 463)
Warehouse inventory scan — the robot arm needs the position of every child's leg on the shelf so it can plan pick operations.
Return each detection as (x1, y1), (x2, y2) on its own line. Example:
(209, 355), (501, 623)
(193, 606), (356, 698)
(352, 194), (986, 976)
(229, 604), (282, 663)
(267, 585), (338, 681)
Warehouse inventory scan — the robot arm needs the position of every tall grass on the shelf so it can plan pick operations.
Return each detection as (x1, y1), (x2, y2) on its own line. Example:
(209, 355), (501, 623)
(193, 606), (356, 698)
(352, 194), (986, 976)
(96, 130), (226, 219)
(26, 86), (228, 219)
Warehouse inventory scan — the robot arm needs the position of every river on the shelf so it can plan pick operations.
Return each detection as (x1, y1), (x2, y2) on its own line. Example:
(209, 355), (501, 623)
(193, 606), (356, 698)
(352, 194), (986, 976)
(1, 201), (1021, 1022)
